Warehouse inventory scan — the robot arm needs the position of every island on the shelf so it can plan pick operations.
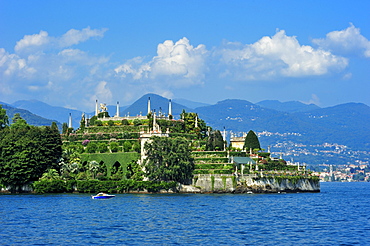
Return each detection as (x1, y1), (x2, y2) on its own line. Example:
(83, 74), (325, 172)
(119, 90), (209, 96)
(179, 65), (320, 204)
(0, 99), (319, 194)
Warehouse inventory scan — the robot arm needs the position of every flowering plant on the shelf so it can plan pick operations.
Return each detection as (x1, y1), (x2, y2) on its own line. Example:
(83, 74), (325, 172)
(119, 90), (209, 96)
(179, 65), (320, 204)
(82, 139), (90, 146)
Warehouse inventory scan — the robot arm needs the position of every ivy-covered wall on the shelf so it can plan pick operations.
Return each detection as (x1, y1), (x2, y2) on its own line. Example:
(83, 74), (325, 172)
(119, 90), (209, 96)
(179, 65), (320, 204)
(81, 152), (139, 177)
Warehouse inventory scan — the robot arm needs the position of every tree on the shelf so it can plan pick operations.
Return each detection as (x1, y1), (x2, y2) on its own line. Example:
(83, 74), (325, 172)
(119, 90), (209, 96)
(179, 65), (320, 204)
(0, 105), (9, 130)
(143, 136), (194, 184)
(88, 161), (100, 179)
(206, 130), (224, 151)
(131, 141), (141, 153)
(243, 130), (261, 152)
(51, 122), (59, 132)
(0, 126), (63, 192)
(62, 123), (68, 134)
(40, 169), (60, 180)
(11, 113), (29, 130)
(79, 114), (86, 131)
(126, 160), (144, 181)
(180, 110), (207, 138)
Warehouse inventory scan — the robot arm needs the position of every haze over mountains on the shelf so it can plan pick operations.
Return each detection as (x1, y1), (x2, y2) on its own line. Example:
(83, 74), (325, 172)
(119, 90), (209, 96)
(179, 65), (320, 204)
(1, 93), (369, 165)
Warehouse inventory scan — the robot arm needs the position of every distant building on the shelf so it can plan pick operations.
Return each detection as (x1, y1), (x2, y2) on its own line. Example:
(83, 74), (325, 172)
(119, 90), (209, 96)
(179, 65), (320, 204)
(230, 136), (245, 150)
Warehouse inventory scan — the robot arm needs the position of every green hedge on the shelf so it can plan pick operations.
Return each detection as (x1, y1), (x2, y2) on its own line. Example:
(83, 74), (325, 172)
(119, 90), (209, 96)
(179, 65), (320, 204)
(33, 180), (76, 193)
(85, 126), (146, 134)
(229, 151), (247, 157)
(33, 180), (177, 193)
(193, 169), (233, 174)
(191, 151), (227, 157)
(62, 131), (141, 142)
(81, 152), (139, 168)
(195, 164), (233, 169)
(194, 157), (229, 163)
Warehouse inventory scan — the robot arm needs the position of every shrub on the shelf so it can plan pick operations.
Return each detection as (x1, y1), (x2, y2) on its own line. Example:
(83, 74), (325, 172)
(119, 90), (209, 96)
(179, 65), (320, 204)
(123, 141), (132, 152)
(131, 141), (141, 153)
(96, 132), (104, 140)
(86, 142), (98, 153)
(108, 120), (115, 126)
(110, 142), (120, 153)
(98, 142), (109, 153)
(133, 119), (142, 126)
(82, 139), (90, 146)
(33, 180), (67, 193)
(121, 119), (129, 125)
(68, 133), (78, 141)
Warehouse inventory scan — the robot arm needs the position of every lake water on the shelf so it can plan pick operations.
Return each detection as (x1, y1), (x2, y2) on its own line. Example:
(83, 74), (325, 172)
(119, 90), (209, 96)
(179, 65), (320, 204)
(1, 182), (369, 245)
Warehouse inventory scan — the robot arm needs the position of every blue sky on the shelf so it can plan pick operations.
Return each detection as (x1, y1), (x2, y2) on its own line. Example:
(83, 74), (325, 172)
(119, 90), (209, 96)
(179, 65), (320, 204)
(1, 0), (369, 111)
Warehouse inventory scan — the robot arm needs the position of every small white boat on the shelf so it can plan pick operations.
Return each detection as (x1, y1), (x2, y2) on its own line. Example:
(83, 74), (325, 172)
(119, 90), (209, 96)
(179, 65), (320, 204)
(91, 192), (115, 199)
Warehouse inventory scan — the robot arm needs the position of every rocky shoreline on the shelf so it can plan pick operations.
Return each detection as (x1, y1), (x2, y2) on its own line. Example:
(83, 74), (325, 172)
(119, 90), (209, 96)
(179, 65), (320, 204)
(179, 175), (320, 193)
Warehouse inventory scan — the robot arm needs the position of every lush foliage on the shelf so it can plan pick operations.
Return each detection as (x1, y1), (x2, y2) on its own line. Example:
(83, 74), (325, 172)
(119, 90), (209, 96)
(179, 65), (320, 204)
(0, 105), (9, 130)
(180, 110), (208, 138)
(243, 130), (261, 151)
(206, 130), (225, 151)
(144, 136), (194, 184)
(34, 180), (176, 193)
(0, 119), (63, 192)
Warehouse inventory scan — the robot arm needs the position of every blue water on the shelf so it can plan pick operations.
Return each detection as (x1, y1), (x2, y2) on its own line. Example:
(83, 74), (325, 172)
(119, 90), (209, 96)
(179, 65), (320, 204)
(1, 182), (369, 245)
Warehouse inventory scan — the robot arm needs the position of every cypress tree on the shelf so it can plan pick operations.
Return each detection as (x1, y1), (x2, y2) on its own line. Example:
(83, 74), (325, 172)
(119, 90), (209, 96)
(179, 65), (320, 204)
(0, 105), (9, 130)
(206, 130), (224, 151)
(243, 130), (261, 152)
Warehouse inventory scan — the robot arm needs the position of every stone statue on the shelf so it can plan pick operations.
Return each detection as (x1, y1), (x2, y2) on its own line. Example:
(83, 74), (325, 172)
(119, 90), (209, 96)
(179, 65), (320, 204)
(100, 103), (107, 112)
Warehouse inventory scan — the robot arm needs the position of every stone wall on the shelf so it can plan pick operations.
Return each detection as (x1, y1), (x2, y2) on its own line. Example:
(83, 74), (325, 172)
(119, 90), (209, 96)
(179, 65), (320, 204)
(185, 174), (320, 193)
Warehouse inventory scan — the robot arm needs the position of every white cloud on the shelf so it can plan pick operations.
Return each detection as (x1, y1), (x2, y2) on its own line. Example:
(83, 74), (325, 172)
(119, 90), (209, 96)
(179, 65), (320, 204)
(14, 27), (107, 54)
(59, 27), (107, 48)
(91, 81), (113, 103)
(216, 30), (348, 80)
(0, 48), (35, 78)
(0, 28), (110, 110)
(14, 30), (50, 53)
(342, 72), (352, 80)
(0, 27), (359, 111)
(312, 23), (370, 58)
(115, 37), (208, 87)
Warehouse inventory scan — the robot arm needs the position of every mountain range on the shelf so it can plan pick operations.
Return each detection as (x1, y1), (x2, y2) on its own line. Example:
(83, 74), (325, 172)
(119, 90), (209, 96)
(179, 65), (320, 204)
(1, 94), (369, 165)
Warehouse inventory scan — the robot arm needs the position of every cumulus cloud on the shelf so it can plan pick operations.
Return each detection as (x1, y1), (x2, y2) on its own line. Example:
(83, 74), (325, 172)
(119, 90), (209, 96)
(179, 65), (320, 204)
(312, 23), (370, 58)
(0, 26), (360, 111)
(14, 30), (50, 53)
(115, 37), (208, 87)
(216, 30), (348, 80)
(59, 27), (107, 48)
(91, 81), (113, 103)
(0, 27), (109, 109)
(14, 27), (107, 54)
(0, 48), (35, 78)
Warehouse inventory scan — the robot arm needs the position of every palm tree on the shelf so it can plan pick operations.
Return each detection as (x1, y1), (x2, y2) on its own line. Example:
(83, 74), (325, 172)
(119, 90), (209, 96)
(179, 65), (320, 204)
(89, 161), (100, 179)
(41, 169), (60, 180)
